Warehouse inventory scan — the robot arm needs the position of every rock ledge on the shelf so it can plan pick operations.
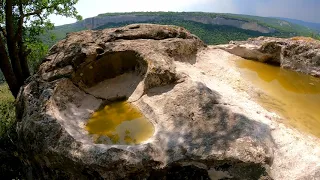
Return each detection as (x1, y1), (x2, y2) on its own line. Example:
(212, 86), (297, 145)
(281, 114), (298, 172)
(218, 36), (320, 77)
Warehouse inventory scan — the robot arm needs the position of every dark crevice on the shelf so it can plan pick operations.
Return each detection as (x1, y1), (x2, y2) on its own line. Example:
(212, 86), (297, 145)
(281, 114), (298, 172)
(264, 59), (281, 66)
(95, 48), (104, 55)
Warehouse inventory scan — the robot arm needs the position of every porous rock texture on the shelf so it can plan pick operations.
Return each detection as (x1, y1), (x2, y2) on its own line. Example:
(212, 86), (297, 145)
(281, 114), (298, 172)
(217, 36), (320, 77)
(14, 24), (275, 179)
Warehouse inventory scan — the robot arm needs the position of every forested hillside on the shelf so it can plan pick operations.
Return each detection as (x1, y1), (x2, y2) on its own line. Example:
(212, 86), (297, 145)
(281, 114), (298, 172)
(94, 19), (268, 45)
(97, 12), (315, 35)
(43, 12), (319, 47)
(275, 17), (320, 33)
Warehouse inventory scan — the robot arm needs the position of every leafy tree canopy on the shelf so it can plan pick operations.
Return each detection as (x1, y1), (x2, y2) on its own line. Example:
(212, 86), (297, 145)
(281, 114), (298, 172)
(0, 0), (81, 97)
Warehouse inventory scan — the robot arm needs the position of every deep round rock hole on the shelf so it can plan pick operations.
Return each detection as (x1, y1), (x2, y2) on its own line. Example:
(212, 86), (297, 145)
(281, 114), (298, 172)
(72, 50), (153, 145)
(73, 50), (147, 88)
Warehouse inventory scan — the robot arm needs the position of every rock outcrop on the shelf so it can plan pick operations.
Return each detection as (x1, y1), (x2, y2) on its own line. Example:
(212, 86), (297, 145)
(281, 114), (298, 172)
(13, 24), (275, 179)
(218, 36), (320, 77)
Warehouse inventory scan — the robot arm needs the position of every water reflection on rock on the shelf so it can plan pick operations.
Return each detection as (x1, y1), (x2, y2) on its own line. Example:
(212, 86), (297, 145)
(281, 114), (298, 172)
(236, 59), (320, 137)
(86, 101), (154, 145)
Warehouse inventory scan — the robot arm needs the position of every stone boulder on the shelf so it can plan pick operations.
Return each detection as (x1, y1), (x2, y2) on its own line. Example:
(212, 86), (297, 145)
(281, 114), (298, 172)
(218, 36), (320, 77)
(14, 24), (274, 179)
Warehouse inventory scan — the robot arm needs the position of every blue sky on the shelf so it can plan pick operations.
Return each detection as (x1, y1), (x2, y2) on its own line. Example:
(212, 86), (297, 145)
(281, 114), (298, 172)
(50, 0), (319, 26)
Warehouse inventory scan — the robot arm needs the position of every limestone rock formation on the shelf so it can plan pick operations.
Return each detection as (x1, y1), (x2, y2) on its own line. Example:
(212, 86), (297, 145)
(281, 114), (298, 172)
(14, 24), (275, 179)
(218, 36), (320, 77)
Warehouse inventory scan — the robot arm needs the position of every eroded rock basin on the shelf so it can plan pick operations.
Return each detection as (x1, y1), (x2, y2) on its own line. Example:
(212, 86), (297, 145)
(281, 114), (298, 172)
(85, 101), (154, 145)
(15, 25), (320, 179)
(236, 59), (320, 137)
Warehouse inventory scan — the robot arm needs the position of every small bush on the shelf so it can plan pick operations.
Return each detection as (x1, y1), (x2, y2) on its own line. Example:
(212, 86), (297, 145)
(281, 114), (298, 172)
(0, 84), (15, 136)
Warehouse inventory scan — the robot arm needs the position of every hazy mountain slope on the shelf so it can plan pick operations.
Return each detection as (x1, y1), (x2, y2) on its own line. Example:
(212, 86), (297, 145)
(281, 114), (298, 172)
(94, 19), (268, 45)
(47, 12), (317, 46)
(219, 13), (315, 36)
(275, 17), (320, 33)
(95, 12), (314, 35)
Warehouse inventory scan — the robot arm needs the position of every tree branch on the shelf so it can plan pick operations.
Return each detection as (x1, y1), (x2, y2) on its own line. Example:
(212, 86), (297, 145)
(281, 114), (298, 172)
(25, 5), (57, 17)
(25, 9), (41, 17)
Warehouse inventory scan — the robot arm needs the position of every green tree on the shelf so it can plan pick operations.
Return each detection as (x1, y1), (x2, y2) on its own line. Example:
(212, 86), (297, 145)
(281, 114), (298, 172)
(0, 0), (81, 97)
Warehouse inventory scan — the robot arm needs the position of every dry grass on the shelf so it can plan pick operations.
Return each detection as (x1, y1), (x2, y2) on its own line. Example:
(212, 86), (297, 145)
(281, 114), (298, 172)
(0, 84), (15, 136)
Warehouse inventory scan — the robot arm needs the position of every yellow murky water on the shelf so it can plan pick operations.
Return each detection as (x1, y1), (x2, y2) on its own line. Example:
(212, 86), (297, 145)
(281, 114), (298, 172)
(236, 59), (320, 137)
(85, 101), (154, 145)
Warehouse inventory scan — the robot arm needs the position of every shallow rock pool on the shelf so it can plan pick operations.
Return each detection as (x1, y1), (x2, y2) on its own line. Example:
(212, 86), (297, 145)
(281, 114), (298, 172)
(236, 59), (320, 137)
(85, 101), (154, 145)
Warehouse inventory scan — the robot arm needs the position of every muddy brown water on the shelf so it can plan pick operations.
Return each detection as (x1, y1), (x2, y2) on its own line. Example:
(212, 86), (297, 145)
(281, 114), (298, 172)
(85, 101), (154, 145)
(236, 59), (320, 137)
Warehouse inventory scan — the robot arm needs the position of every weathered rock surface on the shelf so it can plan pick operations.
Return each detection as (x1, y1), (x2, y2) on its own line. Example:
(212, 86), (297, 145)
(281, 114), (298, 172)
(218, 36), (320, 77)
(13, 24), (276, 179)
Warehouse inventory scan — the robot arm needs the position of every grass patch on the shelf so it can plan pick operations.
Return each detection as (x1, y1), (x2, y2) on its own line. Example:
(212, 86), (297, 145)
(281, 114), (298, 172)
(0, 84), (15, 136)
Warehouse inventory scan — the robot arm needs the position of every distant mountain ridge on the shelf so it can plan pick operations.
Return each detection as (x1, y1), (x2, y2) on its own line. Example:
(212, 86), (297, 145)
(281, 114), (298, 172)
(274, 17), (320, 33)
(74, 12), (276, 33)
(44, 12), (319, 47)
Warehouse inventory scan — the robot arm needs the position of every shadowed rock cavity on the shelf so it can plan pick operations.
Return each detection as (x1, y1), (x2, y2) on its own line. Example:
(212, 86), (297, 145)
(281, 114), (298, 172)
(73, 50), (147, 88)
(72, 50), (148, 100)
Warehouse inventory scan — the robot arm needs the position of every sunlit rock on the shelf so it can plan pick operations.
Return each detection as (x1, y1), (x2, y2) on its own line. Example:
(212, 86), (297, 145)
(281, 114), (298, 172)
(218, 36), (320, 77)
(15, 24), (275, 179)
